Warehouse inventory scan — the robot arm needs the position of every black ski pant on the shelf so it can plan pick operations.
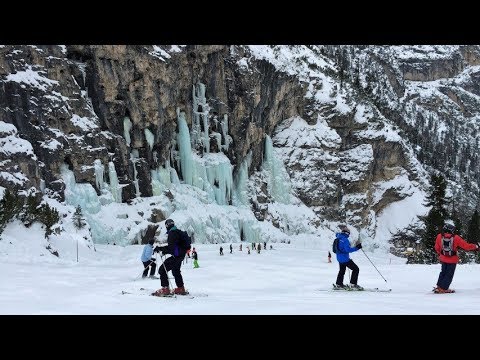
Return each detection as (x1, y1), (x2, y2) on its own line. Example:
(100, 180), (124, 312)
(336, 259), (359, 285)
(142, 260), (156, 277)
(437, 262), (457, 290)
(159, 255), (185, 288)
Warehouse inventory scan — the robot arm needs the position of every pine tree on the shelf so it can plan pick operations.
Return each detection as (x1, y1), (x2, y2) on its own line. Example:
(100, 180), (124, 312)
(466, 209), (480, 263)
(0, 188), (22, 235)
(467, 209), (480, 243)
(418, 174), (449, 264)
(72, 205), (86, 230)
(37, 203), (60, 238)
(19, 195), (40, 227)
(451, 208), (464, 237)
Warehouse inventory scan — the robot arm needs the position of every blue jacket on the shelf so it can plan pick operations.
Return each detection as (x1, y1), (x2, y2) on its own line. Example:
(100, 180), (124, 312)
(335, 232), (359, 263)
(141, 244), (154, 262)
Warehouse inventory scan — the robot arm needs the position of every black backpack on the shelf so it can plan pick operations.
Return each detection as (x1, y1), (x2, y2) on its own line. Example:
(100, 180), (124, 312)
(178, 230), (192, 251)
(332, 237), (340, 254)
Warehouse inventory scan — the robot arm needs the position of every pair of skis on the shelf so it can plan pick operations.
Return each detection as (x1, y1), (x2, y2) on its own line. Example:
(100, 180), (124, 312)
(317, 284), (392, 292)
(121, 288), (208, 299)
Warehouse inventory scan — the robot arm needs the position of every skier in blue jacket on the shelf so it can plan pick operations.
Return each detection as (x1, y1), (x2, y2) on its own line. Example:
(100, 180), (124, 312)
(334, 225), (363, 290)
(141, 238), (157, 279)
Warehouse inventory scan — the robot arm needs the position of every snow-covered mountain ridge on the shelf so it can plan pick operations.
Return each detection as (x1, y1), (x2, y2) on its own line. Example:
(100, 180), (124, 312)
(0, 45), (478, 256)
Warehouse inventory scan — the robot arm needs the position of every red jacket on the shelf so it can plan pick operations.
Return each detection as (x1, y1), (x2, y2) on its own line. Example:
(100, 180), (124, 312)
(434, 233), (478, 264)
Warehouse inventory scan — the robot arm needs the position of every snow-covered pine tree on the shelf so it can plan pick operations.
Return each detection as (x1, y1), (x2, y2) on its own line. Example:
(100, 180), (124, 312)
(37, 203), (60, 238)
(72, 205), (86, 230)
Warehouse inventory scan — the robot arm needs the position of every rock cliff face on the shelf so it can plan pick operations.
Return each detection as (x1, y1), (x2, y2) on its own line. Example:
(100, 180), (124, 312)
(1, 45), (479, 242)
(0, 45), (306, 202)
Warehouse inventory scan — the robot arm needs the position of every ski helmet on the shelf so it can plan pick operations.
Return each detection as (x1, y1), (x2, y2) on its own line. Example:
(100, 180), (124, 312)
(339, 224), (350, 234)
(165, 219), (175, 231)
(443, 223), (455, 234)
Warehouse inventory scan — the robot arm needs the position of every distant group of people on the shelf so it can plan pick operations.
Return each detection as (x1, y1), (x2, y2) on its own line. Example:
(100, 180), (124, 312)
(220, 241), (273, 256)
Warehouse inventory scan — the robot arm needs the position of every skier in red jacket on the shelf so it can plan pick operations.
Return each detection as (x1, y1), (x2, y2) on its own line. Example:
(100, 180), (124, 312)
(433, 222), (479, 293)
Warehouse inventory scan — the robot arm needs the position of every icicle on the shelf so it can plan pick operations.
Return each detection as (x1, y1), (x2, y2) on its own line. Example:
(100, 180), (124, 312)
(108, 161), (122, 203)
(130, 150), (141, 198)
(263, 135), (292, 204)
(39, 179), (45, 194)
(192, 82), (210, 152)
(151, 158), (174, 196)
(233, 155), (250, 206)
(221, 114), (232, 151)
(202, 153), (233, 205)
(213, 132), (222, 151)
(123, 117), (132, 147)
(177, 108), (194, 185)
(94, 159), (105, 191)
(191, 85), (201, 149)
(61, 164), (101, 214)
(144, 128), (154, 151)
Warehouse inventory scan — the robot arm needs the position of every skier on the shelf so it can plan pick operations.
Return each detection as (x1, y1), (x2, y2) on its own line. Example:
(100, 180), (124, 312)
(328, 251), (332, 263)
(433, 222), (480, 294)
(263, 242), (266, 250)
(192, 248), (199, 268)
(334, 225), (363, 290)
(140, 237), (157, 279)
(152, 219), (189, 296)
(247, 246), (250, 254)
(230, 244), (233, 254)
(257, 244), (261, 254)
(239, 244), (242, 251)
(252, 242), (256, 250)
(219, 246), (224, 255)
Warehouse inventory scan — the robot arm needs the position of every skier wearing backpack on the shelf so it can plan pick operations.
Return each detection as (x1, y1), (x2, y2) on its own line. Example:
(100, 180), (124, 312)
(152, 219), (189, 296)
(433, 222), (480, 294)
(334, 225), (363, 290)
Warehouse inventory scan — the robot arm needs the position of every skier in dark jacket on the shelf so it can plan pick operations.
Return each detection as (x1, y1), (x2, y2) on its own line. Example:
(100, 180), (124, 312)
(334, 225), (362, 290)
(152, 219), (188, 296)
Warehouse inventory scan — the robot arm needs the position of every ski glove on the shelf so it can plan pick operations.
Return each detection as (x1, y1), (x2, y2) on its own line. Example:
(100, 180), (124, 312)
(356, 243), (363, 250)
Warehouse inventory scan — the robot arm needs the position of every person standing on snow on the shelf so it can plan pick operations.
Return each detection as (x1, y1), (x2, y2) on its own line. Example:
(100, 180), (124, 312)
(433, 222), (480, 293)
(230, 244), (233, 254)
(334, 225), (362, 290)
(192, 247), (199, 268)
(328, 251), (332, 263)
(220, 246), (224, 255)
(152, 219), (189, 296)
(140, 237), (157, 279)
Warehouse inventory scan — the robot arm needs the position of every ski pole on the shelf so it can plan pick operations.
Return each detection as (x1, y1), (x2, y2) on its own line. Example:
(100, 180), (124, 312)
(160, 253), (175, 291)
(361, 248), (387, 282)
(135, 256), (157, 281)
